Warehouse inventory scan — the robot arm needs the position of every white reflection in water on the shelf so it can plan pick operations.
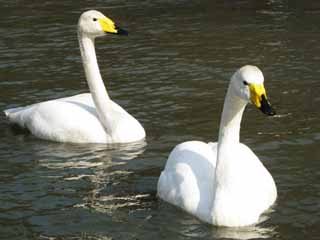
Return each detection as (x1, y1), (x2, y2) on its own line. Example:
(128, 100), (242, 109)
(36, 140), (147, 213)
(212, 224), (276, 239)
(36, 140), (147, 169)
(176, 212), (277, 240)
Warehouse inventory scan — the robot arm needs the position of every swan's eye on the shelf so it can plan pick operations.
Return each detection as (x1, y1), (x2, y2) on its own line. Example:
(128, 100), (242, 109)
(93, 18), (97, 22)
(243, 81), (248, 86)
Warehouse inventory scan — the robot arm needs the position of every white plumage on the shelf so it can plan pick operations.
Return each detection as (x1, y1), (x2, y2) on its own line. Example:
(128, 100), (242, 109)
(158, 65), (277, 227)
(4, 10), (145, 143)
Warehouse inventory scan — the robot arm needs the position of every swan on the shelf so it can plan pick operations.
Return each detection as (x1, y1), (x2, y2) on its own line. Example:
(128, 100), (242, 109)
(157, 65), (277, 227)
(4, 10), (146, 144)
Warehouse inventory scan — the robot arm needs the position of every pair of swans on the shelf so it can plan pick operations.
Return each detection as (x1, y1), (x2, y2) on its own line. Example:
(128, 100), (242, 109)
(4, 10), (277, 227)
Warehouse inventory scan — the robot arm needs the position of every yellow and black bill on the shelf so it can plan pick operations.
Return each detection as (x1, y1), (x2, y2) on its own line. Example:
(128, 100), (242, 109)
(249, 84), (276, 116)
(98, 17), (128, 36)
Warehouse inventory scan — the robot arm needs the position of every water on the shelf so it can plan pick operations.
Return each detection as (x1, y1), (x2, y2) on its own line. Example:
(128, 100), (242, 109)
(1, 0), (320, 239)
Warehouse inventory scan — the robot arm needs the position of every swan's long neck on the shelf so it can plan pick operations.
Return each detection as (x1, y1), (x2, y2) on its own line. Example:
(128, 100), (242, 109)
(218, 85), (247, 146)
(78, 32), (112, 133)
(216, 84), (247, 170)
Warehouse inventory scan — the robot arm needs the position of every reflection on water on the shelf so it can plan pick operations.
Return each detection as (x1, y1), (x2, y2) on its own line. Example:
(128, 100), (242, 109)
(38, 140), (147, 214)
(212, 225), (276, 240)
(1, 0), (320, 239)
(37, 140), (147, 162)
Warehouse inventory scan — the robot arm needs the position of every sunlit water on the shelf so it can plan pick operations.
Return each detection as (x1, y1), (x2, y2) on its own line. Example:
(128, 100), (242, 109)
(1, 0), (320, 239)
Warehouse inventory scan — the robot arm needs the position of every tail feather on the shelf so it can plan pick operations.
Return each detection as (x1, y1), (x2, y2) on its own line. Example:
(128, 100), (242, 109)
(4, 109), (9, 117)
(4, 107), (24, 117)
(3, 107), (28, 129)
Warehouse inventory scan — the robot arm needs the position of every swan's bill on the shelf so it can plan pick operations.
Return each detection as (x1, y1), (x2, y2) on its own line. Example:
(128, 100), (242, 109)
(114, 26), (128, 36)
(249, 83), (275, 116)
(260, 95), (276, 116)
(98, 17), (128, 35)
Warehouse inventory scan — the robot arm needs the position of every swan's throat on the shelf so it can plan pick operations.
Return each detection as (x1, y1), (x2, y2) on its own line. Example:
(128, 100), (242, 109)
(218, 86), (247, 145)
(214, 85), (247, 193)
(78, 32), (113, 134)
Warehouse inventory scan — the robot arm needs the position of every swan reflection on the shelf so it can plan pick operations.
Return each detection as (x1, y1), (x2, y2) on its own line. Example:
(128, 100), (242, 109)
(37, 140), (147, 213)
(212, 224), (276, 239)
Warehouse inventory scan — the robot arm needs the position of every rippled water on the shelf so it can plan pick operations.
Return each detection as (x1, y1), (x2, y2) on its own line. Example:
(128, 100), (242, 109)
(1, 0), (320, 239)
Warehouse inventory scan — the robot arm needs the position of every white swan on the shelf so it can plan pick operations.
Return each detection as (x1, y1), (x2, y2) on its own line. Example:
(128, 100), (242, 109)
(158, 65), (277, 227)
(4, 10), (145, 144)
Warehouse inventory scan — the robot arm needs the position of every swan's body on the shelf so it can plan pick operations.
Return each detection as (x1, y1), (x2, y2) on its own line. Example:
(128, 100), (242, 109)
(158, 66), (277, 227)
(4, 93), (144, 143)
(4, 10), (145, 143)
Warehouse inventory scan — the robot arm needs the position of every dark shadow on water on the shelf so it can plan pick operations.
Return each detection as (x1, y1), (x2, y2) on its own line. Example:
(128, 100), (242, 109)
(8, 123), (31, 135)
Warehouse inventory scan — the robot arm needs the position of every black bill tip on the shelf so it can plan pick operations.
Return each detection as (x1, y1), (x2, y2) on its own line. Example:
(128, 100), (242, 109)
(260, 95), (276, 116)
(116, 26), (128, 36)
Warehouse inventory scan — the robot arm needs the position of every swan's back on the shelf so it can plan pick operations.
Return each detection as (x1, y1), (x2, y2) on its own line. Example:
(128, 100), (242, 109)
(4, 93), (145, 143)
(4, 94), (106, 142)
(158, 141), (217, 222)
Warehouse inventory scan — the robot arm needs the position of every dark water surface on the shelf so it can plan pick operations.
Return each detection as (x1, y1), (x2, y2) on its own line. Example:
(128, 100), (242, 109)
(1, 0), (320, 239)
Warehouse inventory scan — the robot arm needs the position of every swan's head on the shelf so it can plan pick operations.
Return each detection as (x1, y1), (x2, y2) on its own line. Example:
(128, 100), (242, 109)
(78, 10), (128, 38)
(230, 65), (275, 116)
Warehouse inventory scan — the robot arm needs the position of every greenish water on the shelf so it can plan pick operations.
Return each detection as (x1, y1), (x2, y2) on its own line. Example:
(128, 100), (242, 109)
(1, 0), (320, 239)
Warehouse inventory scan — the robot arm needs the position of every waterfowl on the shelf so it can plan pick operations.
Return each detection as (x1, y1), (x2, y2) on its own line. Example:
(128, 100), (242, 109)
(158, 65), (277, 227)
(4, 10), (145, 143)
